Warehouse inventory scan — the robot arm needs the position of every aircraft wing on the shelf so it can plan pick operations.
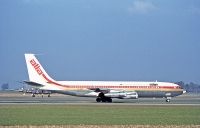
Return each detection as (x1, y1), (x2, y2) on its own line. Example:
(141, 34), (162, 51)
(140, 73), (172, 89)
(88, 87), (126, 93)
(88, 88), (109, 93)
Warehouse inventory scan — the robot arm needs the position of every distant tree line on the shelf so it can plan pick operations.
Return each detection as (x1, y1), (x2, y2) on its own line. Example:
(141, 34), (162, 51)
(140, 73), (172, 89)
(1, 83), (9, 90)
(175, 81), (200, 93)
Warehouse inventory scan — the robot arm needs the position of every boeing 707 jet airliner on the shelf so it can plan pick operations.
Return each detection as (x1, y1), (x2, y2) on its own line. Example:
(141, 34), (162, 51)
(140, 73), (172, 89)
(24, 54), (186, 102)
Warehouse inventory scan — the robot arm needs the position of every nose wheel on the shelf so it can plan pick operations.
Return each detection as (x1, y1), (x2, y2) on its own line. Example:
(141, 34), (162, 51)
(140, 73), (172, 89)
(166, 97), (171, 102)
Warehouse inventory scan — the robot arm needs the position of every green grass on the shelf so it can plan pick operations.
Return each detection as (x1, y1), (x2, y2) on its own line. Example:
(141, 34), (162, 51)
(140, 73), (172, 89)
(0, 105), (200, 125)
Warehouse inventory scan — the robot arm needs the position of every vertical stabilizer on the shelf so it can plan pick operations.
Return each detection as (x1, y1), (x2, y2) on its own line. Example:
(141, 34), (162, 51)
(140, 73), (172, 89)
(25, 54), (55, 84)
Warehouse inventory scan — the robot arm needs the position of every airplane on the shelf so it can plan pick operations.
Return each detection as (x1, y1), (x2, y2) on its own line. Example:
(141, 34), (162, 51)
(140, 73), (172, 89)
(24, 53), (186, 102)
(18, 87), (51, 97)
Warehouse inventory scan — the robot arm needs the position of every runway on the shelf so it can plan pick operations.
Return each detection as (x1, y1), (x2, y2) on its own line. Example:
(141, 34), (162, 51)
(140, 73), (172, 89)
(0, 91), (199, 105)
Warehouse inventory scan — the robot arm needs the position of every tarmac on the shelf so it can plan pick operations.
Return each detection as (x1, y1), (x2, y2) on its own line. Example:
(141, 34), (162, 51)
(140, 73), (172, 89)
(0, 91), (199, 106)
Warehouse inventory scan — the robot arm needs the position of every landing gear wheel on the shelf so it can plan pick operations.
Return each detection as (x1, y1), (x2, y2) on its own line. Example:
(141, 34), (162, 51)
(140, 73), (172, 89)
(101, 98), (107, 102)
(48, 94), (51, 97)
(96, 92), (113, 103)
(96, 97), (101, 102)
(166, 97), (171, 102)
(106, 98), (112, 103)
(32, 94), (35, 97)
(96, 97), (112, 103)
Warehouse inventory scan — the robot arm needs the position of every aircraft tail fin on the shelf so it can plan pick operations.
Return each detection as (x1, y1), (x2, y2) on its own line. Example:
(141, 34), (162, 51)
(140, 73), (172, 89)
(24, 54), (55, 85)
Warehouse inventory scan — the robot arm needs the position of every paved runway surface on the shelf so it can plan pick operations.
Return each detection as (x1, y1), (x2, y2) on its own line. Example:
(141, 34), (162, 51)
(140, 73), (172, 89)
(0, 91), (199, 105)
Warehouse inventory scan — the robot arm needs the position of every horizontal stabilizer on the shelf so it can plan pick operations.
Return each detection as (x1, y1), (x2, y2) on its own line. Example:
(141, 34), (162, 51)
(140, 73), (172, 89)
(23, 80), (44, 87)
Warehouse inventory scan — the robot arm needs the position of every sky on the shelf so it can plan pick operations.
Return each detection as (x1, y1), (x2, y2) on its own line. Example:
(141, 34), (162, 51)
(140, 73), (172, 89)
(0, 0), (200, 88)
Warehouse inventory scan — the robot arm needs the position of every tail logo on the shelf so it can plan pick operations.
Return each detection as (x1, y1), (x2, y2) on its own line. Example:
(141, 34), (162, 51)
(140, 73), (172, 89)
(30, 59), (43, 75)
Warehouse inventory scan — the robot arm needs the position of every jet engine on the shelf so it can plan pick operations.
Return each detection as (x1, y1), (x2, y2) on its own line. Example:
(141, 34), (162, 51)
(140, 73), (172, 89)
(104, 92), (138, 99)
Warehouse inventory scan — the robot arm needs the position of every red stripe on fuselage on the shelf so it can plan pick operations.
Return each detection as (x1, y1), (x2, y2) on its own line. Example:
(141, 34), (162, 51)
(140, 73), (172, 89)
(42, 74), (69, 88)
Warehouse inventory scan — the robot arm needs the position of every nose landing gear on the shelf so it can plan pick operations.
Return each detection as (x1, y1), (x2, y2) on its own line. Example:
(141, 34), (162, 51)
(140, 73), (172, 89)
(166, 97), (171, 102)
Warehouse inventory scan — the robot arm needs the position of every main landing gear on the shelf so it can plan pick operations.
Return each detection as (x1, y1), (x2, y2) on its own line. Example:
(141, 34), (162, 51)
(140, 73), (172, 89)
(31, 93), (51, 97)
(96, 97), (112, 103)
(166, 97), (171, 102)
(32, 93), (35, 97)
(96, 92), (112, 103)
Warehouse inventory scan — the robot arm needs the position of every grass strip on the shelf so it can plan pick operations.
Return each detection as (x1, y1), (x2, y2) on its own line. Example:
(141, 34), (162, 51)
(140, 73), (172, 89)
(0, 105), (199, 125)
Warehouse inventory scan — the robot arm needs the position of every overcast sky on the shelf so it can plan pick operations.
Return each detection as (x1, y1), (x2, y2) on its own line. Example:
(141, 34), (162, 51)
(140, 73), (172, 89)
(0, 0), (200, 88)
